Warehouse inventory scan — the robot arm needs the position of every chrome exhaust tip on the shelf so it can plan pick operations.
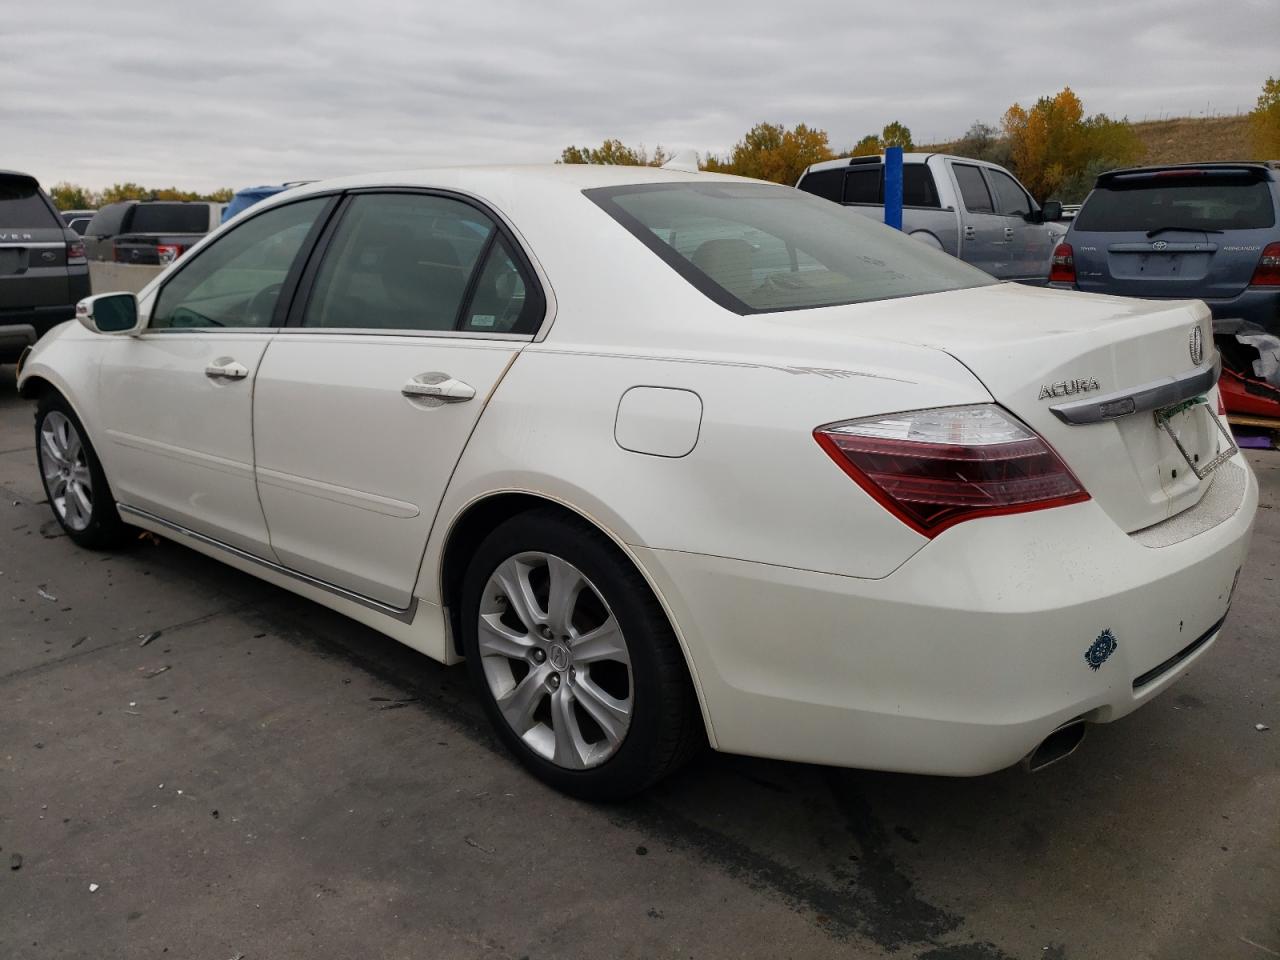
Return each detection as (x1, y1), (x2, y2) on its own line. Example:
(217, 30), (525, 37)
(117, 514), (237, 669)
(1022, 721), (1087, 773)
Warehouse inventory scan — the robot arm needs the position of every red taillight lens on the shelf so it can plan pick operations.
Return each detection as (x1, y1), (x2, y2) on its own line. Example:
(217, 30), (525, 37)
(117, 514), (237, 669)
(65, 240), (86, 263)
(1049, 242), (1075, 284)
(156, 244), (185, 265)
(1250, 242), (1280, 286)
(815, 405), (1090, 538)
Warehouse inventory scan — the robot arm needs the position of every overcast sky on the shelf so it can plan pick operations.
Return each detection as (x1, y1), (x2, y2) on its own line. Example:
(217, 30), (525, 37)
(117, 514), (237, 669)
(3, 0), (1277, 192)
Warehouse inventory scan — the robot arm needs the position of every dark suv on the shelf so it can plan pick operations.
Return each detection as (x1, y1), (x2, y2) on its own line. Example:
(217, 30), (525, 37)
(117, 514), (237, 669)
(83, 200), (222, 266)
(1051, 162), (1280, 334)
(1, 171), (91, 363)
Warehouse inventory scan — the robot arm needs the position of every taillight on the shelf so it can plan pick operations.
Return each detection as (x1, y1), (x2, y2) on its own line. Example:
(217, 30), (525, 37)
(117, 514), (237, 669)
(156, 244), (186, 266)
(1250, 242), (1280, 286)
(1049, 242), (1075, 284)
(814, 404), (1090, 538)
(65, 240), (86, 264)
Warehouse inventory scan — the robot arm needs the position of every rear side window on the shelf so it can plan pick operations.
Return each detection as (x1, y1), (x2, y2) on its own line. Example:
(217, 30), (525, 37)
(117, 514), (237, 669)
(796, 168), (845, 203)
(1073, 173), (1277, 232)
(843, 166), (880, 204)
(953, 164), (994, 213)
(86, 204), (128, 237)
(130, 203), (211, 234)
(903, 165), (941, 208)
(302, 193), (542, 335)
(0, 176), (60, 229)
(987, 169), (1032, 217)
(586, 181), (994, 315)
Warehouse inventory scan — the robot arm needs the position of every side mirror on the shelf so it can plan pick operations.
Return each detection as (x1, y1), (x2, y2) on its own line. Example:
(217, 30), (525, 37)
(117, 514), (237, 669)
(1040, 200), (1063, 223)
(76, 293), (141, 336)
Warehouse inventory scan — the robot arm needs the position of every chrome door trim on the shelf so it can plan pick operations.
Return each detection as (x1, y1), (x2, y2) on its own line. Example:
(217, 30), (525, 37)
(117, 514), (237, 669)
(118, 503), (418, 623)
(1048, 356), (1222, 425)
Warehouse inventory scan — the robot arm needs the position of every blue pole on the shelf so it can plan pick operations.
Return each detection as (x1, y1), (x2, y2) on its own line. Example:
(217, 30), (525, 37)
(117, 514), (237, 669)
(884, 146), (903, 231)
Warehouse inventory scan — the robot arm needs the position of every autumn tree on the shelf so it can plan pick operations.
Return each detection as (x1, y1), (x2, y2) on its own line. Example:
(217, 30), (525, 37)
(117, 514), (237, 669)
(1250, 76), (1280, 158)
(48, 182), (94, 210)
(558, 139), (668, 166)
(709, 122), (834, 184)
(850, 134), (881, 157)
(1002, 87), (1141, 201)
(879, 121), (913, 150)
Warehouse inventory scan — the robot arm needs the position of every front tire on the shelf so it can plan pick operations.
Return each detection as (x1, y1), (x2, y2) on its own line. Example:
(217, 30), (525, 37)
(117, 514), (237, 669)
(460, 509), (702, 800)
(35, 393), (130, 549)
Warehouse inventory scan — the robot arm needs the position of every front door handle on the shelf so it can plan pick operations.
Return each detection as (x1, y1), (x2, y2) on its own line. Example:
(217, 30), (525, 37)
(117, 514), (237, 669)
(205, 358), (249, 380)
(1003, 227), (1015, 240)
(963, 225), (976, 240)
(402, 373), (475, 405)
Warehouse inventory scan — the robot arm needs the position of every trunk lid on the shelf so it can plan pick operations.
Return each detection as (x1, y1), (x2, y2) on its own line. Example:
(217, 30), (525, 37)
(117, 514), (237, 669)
(765, 283), (1227, 533)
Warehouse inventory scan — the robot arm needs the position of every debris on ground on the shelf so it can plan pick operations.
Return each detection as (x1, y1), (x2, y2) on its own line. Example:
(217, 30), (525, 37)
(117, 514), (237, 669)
(1258, 723), (1271, 732)
(36, 587), (56, 602)
(9, 853), (21, 870)
(142, 665), (171, 679)
(71, 636), (87, 648)
(137, 631), (162, 647)
(88, 883), (98, 893)
(463, 836), (495, 854)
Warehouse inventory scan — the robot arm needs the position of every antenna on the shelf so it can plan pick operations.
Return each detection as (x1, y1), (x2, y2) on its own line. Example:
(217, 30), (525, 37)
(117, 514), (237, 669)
(662, 150), (700, 173)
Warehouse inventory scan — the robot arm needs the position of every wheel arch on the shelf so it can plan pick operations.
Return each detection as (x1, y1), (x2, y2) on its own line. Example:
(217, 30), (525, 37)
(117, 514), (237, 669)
(435, 489), (718, 748)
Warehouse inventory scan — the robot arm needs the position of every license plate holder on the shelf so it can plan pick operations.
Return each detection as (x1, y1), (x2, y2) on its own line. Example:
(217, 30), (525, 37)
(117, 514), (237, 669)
(1154, 395), (1237, 480)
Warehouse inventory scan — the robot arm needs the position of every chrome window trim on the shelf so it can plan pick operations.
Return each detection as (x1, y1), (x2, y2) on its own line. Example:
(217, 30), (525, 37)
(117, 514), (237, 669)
(1049, 356), (1222, 425)
(0, 241), (66, 249)
(118, 503), (417, 623)
(269, 327), (534, 342)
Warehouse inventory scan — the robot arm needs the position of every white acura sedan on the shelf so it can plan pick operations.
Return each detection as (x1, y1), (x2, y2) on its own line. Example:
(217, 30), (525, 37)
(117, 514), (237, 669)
(17, 166), (1257, 798)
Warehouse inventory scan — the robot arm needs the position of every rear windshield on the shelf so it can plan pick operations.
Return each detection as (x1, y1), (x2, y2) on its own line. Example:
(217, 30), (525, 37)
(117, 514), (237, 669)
(0, 176), (60, 229)
(129, 203), (210, 234)
(1074, 172), (1276, 232)
(585, 181), (993, 314)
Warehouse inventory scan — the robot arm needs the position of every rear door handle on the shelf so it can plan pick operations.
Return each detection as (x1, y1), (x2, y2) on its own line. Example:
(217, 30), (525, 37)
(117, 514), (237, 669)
(402, 373), (475, 404)
(205, 359), (249, 380)
(963, 225), (976, 240)
(1003, 227), (1015, 240)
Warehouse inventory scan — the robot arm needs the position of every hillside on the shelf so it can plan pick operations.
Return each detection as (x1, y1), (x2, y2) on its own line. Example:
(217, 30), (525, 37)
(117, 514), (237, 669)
(921, 114), (1258, 166)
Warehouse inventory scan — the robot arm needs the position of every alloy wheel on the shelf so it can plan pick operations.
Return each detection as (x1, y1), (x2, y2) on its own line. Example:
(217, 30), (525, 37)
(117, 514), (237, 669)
(40, 411), (93, 532)
(478, 552), (633, 769)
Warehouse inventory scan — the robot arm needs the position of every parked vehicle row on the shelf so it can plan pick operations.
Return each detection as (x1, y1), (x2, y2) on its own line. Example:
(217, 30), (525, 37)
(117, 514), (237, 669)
(0, 170), (90, 363)
(83, 199), (224, 266)
(18, 165), (1257, 798)
(796, 153), (1065, 283)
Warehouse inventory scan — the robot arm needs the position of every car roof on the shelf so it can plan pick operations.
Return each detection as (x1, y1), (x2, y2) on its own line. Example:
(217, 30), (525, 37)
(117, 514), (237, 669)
(284, 163), (740, 195)
(0, 169), (40, 182)
(803, 153), (996, 176)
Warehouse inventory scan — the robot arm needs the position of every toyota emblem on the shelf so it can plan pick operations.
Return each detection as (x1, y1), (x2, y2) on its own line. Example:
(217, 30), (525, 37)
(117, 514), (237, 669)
(1152, 240), (1168, 251)
(1189, 326), (1204, 366)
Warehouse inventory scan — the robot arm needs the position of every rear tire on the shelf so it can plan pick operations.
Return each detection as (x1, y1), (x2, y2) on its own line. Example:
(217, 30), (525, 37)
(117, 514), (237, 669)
(460, 508), (702, 800)
(34, 393), (131, 549)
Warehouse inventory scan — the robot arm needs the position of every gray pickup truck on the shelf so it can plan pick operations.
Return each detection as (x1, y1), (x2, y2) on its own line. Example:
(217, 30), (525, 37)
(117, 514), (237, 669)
(83, 200), (223, 266)
(796, 153), (1065, 283)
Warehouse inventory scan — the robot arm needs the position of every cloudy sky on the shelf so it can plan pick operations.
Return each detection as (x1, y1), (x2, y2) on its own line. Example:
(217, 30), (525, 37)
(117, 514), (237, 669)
(3, 0), (1277, 192)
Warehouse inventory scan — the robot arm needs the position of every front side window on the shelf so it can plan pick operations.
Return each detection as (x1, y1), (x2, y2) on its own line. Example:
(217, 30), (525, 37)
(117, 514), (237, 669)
(151, 197), (328, 329)
(903, 166), (941, 208)
(587, 181), (994, 315)
(843, 166), (880, 204)
(301, 193), (542, 335)
(987, 170), (1032, 217)
(953, 164), (994, 214)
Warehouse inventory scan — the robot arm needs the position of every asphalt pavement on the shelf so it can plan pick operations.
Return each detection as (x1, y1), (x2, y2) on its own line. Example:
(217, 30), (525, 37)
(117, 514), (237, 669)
(1, 372), (1277, 960)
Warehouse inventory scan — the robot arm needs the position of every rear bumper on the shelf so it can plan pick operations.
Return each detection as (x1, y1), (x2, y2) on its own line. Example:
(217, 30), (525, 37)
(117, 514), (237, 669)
(635, 456), (1258, 776)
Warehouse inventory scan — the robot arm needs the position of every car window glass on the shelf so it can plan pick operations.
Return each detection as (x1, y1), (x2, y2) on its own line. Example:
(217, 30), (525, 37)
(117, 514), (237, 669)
(460, 237), (541, 334)
(1073, 175), (1276, 232)
(0, 176), (60, 229)
(903, 165), (941, 208)
(987, 170), (1031, 217)
(303, 194), (494, 331)
(952, 164), (994, 214)
(796, 169), (845, 203)
(843, 166), (881, 204)
(589, 181), (994, 314)
(130, 204), (210, 234)
(151, 198), (327, 330)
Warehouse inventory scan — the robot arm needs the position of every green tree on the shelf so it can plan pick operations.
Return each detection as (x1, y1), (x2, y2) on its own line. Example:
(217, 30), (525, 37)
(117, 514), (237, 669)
(952, 121), (1011, 167)
(558, 139), (668, 166)
(1250, 76), (1280, 158)
(849, 134), (881, 157)
(879, 121), (913, 150)
(48, 182), (96, 210)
